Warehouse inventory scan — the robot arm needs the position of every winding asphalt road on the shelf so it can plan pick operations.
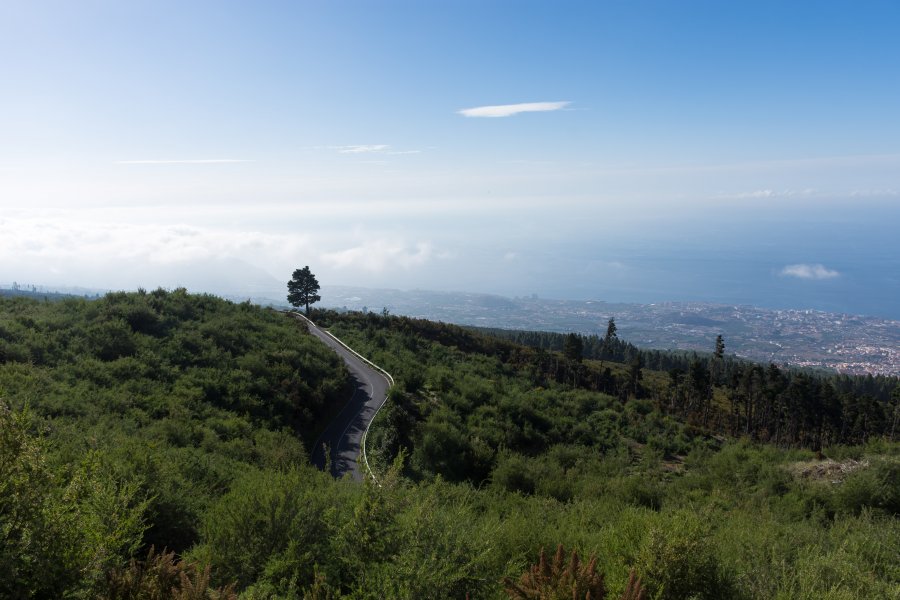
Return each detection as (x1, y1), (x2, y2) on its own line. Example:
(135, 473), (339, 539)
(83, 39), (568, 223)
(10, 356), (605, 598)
(291, 313), (391, 480)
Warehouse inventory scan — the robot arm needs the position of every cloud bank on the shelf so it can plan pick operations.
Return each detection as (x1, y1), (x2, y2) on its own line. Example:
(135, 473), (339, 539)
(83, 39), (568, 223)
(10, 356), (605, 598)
(780, 263), (840, 280)
(458, 101), (570, 118)
(0, 215), (438, 294)
(322, 240), (433, 272)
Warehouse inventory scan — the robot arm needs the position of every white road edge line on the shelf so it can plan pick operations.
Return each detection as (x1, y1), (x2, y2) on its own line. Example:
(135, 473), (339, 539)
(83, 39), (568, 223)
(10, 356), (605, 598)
(286, 310), (394, 485)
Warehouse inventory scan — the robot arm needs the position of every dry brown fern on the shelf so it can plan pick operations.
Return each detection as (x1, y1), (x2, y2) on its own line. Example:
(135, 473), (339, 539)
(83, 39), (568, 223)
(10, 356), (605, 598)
(173, 563), (211, 600)
(103, 546), (182, 600)
(102, 546), (236, 600)
(620, 569), (647, 600)
(504, 545), (647, 600)
(504, 544), (606, 600)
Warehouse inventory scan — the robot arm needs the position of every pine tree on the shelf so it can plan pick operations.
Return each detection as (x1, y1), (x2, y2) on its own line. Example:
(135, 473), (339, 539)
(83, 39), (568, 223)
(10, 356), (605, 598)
(563, 333), (584, 363)
(600, 318), (617, 368)
(711, 334), (725, 386)
(287, 266), (321, 316)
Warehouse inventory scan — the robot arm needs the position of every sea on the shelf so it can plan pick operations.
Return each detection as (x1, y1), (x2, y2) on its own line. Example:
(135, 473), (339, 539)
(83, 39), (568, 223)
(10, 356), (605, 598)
(522, 200), (900, 320)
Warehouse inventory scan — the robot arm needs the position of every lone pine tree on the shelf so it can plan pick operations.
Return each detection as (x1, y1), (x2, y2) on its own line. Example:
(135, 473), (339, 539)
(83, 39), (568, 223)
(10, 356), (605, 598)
(287, 266), (321, 315)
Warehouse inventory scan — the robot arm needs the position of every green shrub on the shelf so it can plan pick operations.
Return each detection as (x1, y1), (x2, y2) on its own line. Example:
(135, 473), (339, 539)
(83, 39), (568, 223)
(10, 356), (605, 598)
(491, 452), (537, 495)
(831, 458), (900, 516)
(192, 466), (339, 591)
(0, 403), (147, 598)
(634, 510), (734, 600)
(607, 476), (663, 511)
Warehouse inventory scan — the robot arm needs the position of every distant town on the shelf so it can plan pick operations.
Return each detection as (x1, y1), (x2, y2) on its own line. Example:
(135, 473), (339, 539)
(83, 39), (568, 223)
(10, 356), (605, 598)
(319, 286), (900, 377)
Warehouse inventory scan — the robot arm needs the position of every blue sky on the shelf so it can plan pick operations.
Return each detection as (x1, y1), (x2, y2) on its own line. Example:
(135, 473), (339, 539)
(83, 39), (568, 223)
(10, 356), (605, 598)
(1, 1), (899, 311)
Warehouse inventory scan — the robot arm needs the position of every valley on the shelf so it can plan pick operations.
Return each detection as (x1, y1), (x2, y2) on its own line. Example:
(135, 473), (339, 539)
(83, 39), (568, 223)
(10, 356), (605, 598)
(319, 286), (900, 376)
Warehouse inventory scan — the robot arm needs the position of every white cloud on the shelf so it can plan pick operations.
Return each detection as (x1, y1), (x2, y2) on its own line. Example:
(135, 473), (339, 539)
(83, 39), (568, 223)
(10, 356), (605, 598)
(716, 188), (816, 200)
(116, 159), (253, 164)
(327, 145), (422, 155)
(850, 188), (899, 197)
(503, 251), (518, 261)
(0, 216), (313, 288)
(780, 264), (840, 280)
(733, 189), (775, 199)
(458, 101), (570, 118)
(334, 145), (390, 154)
(321, 240), (433, 272)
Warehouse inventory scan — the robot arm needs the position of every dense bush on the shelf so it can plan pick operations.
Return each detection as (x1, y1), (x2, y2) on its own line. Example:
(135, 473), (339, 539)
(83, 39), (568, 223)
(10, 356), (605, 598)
(633, 511), (733, 600)
(0, 403), (147, 599)
(0, 291), (347, 582)
(193, 466), (342, 590)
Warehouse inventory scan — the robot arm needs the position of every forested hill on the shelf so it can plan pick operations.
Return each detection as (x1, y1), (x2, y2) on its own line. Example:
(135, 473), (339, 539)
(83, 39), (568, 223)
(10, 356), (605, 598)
(0, 285), (91, 302)
(0, 290), (348, 597)
(2, 294), (898, 598)
(470, 324), (898, 447)
(0, 290), (347, 443)
(474, 326), (899, 403)
(319, 311), (896, 454)
(318, 309), (899, 597)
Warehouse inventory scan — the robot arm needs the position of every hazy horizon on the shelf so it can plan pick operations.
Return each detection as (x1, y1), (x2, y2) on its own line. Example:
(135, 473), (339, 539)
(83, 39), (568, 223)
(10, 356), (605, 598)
(3, 2), (898, 319)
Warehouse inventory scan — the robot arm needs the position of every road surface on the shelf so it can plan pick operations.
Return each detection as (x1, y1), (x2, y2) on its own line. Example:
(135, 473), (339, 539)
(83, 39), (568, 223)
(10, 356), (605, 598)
(291, 313), (391, 480)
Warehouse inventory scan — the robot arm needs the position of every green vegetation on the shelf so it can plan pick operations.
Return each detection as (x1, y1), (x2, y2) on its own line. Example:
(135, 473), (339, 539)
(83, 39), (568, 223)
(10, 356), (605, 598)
(472, 324), (898, 447)
(1, 294), (898, 598)
(0, 290), (346, 597)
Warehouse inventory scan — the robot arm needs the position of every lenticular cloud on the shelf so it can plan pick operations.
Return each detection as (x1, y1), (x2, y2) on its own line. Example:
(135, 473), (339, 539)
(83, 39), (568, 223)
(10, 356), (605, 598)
(458, 101), (570, 118)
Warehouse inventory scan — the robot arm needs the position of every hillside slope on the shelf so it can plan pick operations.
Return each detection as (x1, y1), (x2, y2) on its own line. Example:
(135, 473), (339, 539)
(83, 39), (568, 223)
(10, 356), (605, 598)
(1, 296), (897, 598)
